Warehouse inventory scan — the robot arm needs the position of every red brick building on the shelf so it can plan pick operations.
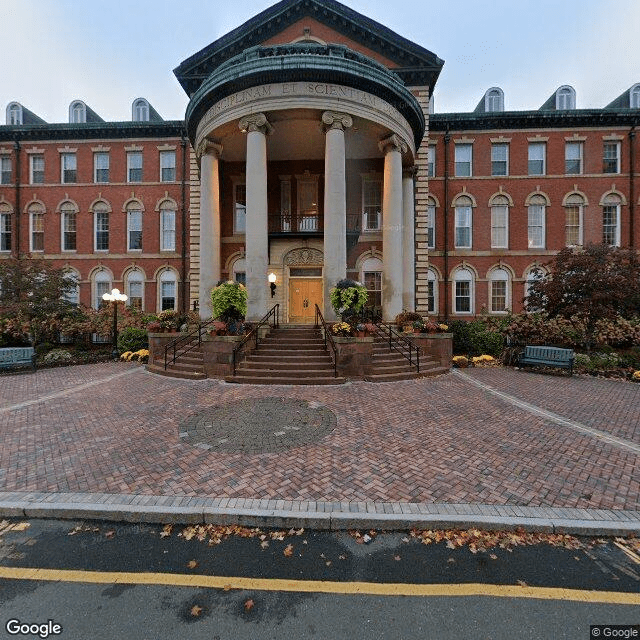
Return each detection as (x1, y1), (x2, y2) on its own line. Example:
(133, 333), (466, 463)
(1, 0), (639, 325)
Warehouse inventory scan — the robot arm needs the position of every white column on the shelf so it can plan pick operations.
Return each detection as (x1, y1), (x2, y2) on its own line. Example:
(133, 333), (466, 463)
(322, 111), (352, 320)
(239, 113), (272, 321)
(379, 134), (407, 322)
(402, 167), (416, 312)
(197, 140), (222, 320)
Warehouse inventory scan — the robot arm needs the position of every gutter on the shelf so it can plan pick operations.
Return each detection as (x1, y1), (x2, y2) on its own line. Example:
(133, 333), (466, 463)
(443, 132), (450, 320)
(629, 126), (635, 248)
(13, 139), (21, 257)
(180, 136), (188, 313)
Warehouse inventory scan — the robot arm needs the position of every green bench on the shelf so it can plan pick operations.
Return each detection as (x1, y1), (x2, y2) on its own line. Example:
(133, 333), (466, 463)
(0, 347), (37, 373)
(518, 345), (574, 376)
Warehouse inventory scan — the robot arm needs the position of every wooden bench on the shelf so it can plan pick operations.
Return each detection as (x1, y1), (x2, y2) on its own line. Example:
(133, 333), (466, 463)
(0, 347), (37, 373)
(518, 345), (574, 376)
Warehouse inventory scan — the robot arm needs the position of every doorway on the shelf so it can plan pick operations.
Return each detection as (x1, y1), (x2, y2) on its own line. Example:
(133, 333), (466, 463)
(289, 278), (323, 323)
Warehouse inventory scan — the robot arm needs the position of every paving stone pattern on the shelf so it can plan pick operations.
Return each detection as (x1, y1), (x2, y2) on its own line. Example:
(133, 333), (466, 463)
(179, 398), (337, 453)
(0, 363), (638, 511)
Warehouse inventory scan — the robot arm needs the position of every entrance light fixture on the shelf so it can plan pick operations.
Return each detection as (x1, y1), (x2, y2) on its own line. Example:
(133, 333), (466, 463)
(268, 272), (277, 297)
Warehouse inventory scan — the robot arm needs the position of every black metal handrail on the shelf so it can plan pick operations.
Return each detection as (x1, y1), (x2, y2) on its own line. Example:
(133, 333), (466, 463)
(314, 304), (338, 378)
(164, 317), (216, 370)
(373, 322), (420, 373)
(231, 304), (280, 375)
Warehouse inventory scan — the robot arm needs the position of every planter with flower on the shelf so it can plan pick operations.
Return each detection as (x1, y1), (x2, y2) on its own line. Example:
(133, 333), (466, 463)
(158, 310), (180, 333)
(331, 321), (353, 337)
(208, 320), (228, 336)
(394, 310), (423, 333)
(329, 279), (368, 321)
(355, 323), (367, 338)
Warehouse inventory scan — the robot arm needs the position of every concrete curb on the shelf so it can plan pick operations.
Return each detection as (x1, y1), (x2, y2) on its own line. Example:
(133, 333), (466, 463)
(1, 493), (639, 536)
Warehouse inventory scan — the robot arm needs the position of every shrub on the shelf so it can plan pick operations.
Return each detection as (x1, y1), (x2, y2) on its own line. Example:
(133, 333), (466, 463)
(35, 342), (56, 356)
(394, 310), (422, 327)
(573, 353), (592, 370)
(449, 319), (504, 357)
(329, 279), (368, 319)
(211, 281), (247, 321)
(43, 349), (72, 364)
(117, 327), (148, 354)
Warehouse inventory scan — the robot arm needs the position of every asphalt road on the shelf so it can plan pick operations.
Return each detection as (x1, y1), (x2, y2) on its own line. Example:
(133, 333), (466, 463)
(0, 518), (637, 640)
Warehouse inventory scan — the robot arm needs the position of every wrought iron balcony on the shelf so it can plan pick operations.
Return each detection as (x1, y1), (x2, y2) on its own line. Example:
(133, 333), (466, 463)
(267, 213), (363, 237)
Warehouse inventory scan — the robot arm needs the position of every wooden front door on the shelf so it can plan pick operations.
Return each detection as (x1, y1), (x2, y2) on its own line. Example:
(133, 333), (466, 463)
(289, 278), (323, 323)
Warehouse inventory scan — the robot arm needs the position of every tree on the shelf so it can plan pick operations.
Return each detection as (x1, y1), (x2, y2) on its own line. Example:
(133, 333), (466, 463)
(0, 258), (78, 345)
(525, 244), (640, 350)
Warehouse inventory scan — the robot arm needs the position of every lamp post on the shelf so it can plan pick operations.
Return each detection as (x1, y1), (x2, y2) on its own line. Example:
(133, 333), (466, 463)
(102, 288), (128, 359)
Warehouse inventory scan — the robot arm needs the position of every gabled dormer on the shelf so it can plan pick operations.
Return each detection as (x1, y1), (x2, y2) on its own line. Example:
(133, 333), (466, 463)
(68, 100), (104, 124)
(539, 85), (576, 111)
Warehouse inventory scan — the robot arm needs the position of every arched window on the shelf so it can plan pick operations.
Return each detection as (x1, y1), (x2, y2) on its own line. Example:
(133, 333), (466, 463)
(630, 84), (640, 109)
(63, 269), (80, 306)
(453, 267), (474, 315)
(488, 268), (510, 314)
(126, 201), (143, 251)
(159, 200), (176, 251)
(93, 270), (112, 309)
(454, 195), (473, 248)
(126, 269), (144, 310)
(602, 193), (622, 246)
(28, 203), (45, 252)
(69, 101), (86, 123)
(60, 201), (77, 251)
(485, 87), (504, 112)
(426, 196), (436, 248)
(132, 98), (150, 122)
(427, 269), (438, 315)
(159, 270), (177, 312)
(231, 257), (246, 286)
(527, 194), (547, 249)
(556, 86), (576, 110)
(524, 267), (547, 312)
(564, 193), (585, 247)
(0, 203), (11, 252)
(490, 195), (509, 248)
(93, 201), (110, 251)
(6, 102), (22, 125)
(360, 256), (383, 311)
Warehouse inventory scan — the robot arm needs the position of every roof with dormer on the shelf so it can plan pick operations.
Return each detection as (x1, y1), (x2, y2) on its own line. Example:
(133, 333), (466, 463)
(174, 0), (444, 96)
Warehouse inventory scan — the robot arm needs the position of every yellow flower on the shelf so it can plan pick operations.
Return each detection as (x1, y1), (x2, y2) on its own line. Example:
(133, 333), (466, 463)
(120, 351), (132, 361)
(438, 324), (449, 331)
(632, 370), (640, 381)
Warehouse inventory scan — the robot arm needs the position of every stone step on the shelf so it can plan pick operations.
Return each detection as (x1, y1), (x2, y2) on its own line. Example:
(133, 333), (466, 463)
(369, 363), (418, 375)
(225, 375), (346, 385)
(260, 340), (326, 348)
(256, 348), (329, 357)
(364, 371), (422, 382)
(146, 364), (206, 380)
(239, 360), (334, 371)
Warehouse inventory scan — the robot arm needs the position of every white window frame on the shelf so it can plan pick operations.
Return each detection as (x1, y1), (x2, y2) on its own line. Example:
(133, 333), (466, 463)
(489, 268), (510, 314)
(60, 153), (77, 184)
(485, 88), (504, 112)
(126, 270), (144, 311)
(93, 272), (112, 310)
(30, 154), (44, 184)
(0, 208), (11, 252)
(427, 145), (436, 177)
(632, 85), (640, 109)
(94, 206), (109, 252)
(362, 176), (382, 231)
(62, 270), (80, 306)
(427, 269), (438, 315)
(491, 143), (508, 176)
(565, 142), (583, 175)
(603, 142), (620, 174)
(454, 200), (472, 249)
(159, 270), (177, 312)
(453, 268), (474, 315)
(29, 206), (44, 252)
(232, 258), (246, 286)
(454, 144), (472, 177)
(7, 103), (22, 125)
(602, 201), (621, 247)
(94, 152), (109, 183)
(426, 198), (436, 249)
(528, 142), (546, 176)
(61, 204), (77, 252)
(127, 207), (143, 251)
(361, 256), (383, 312)
(0, 156), (11, 185)
(279, 177), (292, 231)
(233, 179), (246, 234)
(127, 151), (143, 183)
(160, 205), (176, 252)
(527, 199), (546, 249)
(556, 86), (576, 110)
(70, 101), (86, 123)
(564, 199), (584, 247)
(490, 202), (509, 249)
(132, 99), (150, 122)
(160, 151), (176, 182)
(297, 175), (319, 232)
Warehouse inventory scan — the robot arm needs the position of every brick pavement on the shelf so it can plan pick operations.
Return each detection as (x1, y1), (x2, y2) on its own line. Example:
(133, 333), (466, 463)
(0, 363), (638, 512)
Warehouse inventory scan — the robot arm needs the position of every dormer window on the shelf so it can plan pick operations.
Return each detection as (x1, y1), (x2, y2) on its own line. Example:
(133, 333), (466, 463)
(132, 98), (150, 122)
(70, 101), (86, 123)
(556, 86), (576, 110)
(631, 84), (640, 109)
(6, 102), (22, 125)
(485, 87), (504, 112)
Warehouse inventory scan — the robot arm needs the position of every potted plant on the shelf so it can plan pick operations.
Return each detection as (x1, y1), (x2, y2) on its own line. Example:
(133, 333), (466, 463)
(329, 279), (368, 321)
(210, 281), (247, 324)
(394, 310), (423, 333)
(364, 323), (377, 335)
(146, 321), (161, 333)
(412, 320), (424, 333)
(209, 320), (227, 336)
(355, 323), (366, 338)
(331, 321), (353, 337)
(158, 309), (180, 332)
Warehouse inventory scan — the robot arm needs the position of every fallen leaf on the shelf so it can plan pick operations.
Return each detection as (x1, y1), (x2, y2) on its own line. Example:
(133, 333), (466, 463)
(517, 580), (528, 587)
(244, 599), (254, 611)
(283, 544), (293, 557)
(338, 554), (346, 560)
(9, 523), (30, 532)
(325, 561), (332, 566)
(490, 554), (498, 560)
(260, 540), (269, 549)
(160, 525), (172, 538)
(223, 584), (232, 592)
(187, 560), (198, 569)
(190, 605), (202, 617)
(394, 555), (401, 561)
(104, 530), (115, 539)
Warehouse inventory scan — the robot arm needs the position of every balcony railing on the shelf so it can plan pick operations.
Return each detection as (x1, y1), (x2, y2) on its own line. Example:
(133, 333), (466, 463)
(267, 213), (363, 235)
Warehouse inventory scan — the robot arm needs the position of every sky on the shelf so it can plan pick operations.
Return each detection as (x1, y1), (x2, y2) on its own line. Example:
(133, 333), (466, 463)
(2, 0), (639, 123)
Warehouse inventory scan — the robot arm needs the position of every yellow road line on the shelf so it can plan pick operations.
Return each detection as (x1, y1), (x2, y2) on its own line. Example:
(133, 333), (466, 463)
(0, 566), (637, 605)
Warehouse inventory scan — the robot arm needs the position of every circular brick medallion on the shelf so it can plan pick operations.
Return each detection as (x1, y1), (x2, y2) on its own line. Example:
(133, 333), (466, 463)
(179, 397), (337, 454)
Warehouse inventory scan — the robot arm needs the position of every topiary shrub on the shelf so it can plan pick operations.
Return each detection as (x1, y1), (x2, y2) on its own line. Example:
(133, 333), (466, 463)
(117, 327), (148, 354)
(329, 279), (368, 320)
(211, 281), (247, 321)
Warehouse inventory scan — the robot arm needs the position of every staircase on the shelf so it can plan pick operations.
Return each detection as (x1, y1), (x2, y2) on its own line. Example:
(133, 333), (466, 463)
(146, 343), (206, 380)
(364, 335), (449, 382)
(225, 325), (346, 385)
